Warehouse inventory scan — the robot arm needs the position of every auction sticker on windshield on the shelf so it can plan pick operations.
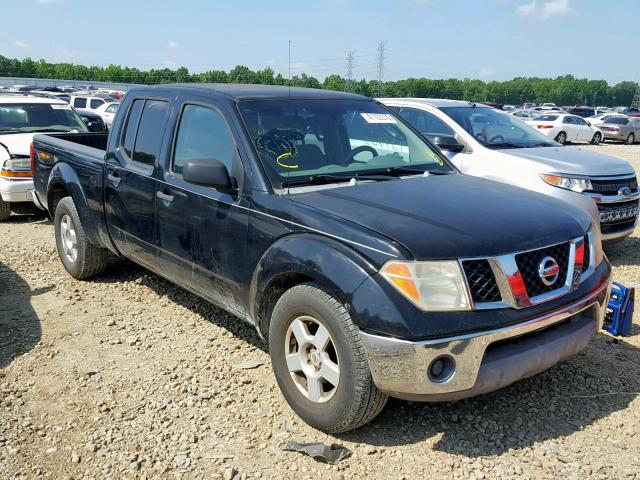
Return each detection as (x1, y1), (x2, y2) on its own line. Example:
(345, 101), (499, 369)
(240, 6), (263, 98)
(360, 113), (397, 124)
(51, 104), (72, 110)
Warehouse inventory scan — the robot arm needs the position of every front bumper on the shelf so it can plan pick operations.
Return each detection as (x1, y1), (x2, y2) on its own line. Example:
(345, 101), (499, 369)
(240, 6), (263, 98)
(360, 276), (611, 401)
(0, 177), (34, 203)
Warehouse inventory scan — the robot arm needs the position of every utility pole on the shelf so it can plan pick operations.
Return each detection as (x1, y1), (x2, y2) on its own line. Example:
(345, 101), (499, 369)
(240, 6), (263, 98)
(375, 41), (387, 97)
(632, 82), (640, 109)
(288, 40), (291, 82)
(345, 50), (355, 92)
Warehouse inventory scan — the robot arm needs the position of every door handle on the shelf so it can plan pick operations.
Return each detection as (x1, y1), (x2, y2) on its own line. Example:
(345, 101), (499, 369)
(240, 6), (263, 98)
(157, 191), (175, 204)
(107, 172), (121, 187)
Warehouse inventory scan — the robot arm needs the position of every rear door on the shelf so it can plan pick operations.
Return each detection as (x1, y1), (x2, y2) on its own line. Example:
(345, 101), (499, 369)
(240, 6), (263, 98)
(156, 94), (250, 314)
(562, 115), (578, 141)
(105, 96), (170, 270)
(573, 116), (592, 142)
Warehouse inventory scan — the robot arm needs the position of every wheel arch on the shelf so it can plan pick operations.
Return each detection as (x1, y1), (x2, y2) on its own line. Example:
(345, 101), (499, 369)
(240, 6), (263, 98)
(250, 233), (379, 341)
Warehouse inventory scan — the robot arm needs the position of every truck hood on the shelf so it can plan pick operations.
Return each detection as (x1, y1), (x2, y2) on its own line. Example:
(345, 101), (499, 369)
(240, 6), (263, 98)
(500, 146), (634, 177)
(0, 133), (36, 157)
(289, 175), (591, 259)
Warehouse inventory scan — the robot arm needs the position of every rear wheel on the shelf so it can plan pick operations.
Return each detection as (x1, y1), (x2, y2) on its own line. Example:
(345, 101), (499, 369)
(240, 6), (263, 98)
(626, 133), (635, 145)
(0, 196), (10, 221)
(591, 132), (601, 145)
(269, 283), (388, 433)
(54, 197), (108, 279)
(555, 131), (567, 144)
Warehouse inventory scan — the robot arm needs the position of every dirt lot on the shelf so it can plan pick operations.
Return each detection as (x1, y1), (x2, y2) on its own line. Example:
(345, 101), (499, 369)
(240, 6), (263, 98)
(1, 145), (639, 480)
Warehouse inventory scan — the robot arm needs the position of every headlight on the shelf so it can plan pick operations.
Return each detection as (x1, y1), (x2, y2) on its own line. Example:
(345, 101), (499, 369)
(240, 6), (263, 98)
(380, 260), (471, 311)
(540, 174), (592, 193)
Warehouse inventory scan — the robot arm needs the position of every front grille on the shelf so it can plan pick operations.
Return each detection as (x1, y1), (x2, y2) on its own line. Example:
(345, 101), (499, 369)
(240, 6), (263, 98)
(515, 242), (570, 298)
(598, 199), (639, 225)
(588, 177), (637, 196)
(462, 259), (502, 304)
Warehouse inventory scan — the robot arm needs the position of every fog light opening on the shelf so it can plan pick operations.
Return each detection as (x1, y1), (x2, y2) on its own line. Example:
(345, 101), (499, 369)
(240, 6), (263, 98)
(428, 355), (456, 384)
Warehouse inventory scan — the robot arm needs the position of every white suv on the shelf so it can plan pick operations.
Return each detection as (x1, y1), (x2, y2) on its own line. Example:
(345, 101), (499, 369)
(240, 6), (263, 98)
(69, 95), (116, 113)
(0, 95), (88, 220)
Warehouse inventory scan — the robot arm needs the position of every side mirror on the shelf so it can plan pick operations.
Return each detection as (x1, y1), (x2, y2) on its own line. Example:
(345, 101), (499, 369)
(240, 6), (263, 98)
(428, 135), (465, 153)
(586, 121), (592, 127)
(183, 158), (234, 191)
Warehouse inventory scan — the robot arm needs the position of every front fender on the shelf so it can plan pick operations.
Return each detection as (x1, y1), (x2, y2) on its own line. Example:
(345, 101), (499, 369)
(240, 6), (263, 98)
(250, 233), (379, 327)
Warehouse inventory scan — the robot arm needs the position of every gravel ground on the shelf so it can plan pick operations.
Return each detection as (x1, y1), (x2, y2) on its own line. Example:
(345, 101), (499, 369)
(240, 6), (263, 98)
(1, 144), (639, 480)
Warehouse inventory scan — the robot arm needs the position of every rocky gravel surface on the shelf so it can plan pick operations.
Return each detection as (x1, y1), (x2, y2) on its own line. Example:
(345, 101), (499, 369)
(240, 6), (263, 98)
(1, 144), (639, 479)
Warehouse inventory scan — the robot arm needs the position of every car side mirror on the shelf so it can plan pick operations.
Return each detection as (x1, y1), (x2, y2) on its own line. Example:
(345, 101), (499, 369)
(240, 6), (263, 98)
(428, 135), (465, 153)
(183, 158), (235, 192)
(586, 121), (591, 126)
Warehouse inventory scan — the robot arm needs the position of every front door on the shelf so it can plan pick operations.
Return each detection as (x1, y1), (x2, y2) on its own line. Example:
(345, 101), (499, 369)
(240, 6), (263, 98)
(105, 97), (169, 269)
(156, 97), (250, 314)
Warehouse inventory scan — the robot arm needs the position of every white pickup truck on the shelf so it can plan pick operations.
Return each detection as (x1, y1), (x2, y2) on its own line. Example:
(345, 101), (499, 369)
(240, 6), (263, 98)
(382, 98), (639, 243)
(0, 94), (88, 220)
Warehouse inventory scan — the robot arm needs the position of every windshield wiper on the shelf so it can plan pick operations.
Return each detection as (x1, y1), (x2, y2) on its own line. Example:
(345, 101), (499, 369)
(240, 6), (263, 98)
(384, 165), (452, 176)
(485, 142), (528, 149)
(280, 173), (396, 188)
(523, 142), (557, 148)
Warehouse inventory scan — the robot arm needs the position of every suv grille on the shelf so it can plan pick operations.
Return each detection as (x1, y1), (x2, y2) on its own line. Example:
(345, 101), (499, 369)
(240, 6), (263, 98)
(462, 260), (502, 304)
(515, 242), (570, 298)
(588, 177), (637, 196)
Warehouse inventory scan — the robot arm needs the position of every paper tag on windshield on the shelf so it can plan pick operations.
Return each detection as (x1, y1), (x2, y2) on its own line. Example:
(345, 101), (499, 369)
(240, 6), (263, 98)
(360, 113), (397, 124)
(51, 104), (72, 110)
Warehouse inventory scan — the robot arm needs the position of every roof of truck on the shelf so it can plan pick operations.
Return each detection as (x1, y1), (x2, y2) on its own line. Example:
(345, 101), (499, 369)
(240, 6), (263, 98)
(136, 83), (368, 101)
(0, 94), (67, 104)
(380, 98), (491, 108)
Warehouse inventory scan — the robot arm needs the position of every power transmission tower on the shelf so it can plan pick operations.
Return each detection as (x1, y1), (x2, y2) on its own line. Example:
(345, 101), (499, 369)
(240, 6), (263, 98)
(345, 50), (355, 92)
(632, 82), (640, 109)
(375, 41), (387, 97)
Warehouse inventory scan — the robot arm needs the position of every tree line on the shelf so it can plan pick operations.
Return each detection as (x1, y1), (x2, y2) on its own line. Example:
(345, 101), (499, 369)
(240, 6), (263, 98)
(1, 55), (637, 106)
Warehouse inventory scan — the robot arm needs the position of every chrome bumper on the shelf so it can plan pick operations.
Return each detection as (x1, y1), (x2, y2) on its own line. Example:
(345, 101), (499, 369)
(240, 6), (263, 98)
(360, 278), (611, 400)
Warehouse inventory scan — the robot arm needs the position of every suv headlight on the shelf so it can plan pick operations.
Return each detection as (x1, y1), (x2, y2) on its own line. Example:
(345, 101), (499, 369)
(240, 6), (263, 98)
(540, 174), (592, 193)
(380, 261), (471, 311)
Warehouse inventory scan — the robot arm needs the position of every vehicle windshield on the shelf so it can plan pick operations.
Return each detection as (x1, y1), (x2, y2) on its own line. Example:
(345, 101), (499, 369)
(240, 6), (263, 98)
(238, 99), (453, 188)
(440, 106), (557, 148)
(607, 117), (629, 125)
(0, 102), (88, 133)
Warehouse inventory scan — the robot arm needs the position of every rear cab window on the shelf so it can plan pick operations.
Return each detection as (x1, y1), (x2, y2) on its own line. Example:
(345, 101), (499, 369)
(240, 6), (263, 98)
(73, 98), (87, 108)
(120, 98), (169, 169)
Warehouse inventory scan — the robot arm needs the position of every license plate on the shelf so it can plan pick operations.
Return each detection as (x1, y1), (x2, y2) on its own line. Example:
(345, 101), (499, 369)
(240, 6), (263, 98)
(600, 205), (640, 223)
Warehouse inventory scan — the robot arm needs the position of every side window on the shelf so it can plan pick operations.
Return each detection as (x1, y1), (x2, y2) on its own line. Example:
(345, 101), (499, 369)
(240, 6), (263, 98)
(397, 107), (455, 136)
(574, 117), (587, 126)
(563, 116), (574, 124)
(173, 104), (237, 175)
(121, 99), (144, 159)
(90, 99), (103, 109)
(73, 98), (87, 108)
(132, 100), (169, 166)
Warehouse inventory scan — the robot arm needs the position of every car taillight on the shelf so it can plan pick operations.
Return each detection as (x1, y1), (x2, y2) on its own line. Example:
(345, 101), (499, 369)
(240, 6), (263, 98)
(537, 125), (554, 129)
(0, 157), (32, 178)
(30, 142), (35, 176)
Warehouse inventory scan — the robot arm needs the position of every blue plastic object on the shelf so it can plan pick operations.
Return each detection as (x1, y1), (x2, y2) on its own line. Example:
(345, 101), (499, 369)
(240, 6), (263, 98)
(603, 282), (635, 337)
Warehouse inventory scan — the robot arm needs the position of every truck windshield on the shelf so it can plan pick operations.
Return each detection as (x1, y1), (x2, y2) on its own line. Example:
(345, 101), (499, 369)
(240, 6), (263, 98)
(238, 99), (452, 188)
(0, 103), (88, 134)
(440, 106), (557, 149)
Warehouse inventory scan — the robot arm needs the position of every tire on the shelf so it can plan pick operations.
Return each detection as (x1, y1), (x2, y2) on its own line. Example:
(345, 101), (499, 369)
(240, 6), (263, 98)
(269, 283), (388, 433)
(591, 132), (601, 145)
(626, 133), (635, 145)
(54, 196), (108, 279)
(0, 195), (10, 221)
(555, 131), (567, 145)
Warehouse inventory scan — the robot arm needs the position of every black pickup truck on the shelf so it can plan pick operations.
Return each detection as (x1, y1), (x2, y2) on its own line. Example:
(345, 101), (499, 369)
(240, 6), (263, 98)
(32, 84), (611, 432)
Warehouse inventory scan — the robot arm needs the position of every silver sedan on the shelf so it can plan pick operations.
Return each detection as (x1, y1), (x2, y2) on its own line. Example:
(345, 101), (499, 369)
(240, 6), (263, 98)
(599, 116), (640, 144)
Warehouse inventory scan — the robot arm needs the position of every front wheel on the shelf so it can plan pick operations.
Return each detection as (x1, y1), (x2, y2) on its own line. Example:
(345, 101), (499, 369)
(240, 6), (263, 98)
(54, 197), (108, 279)
(626, 133), (635, 145)
(0, 196), (10, 221)
(555, 131), (567, 145)
(269, 283), (388, 433)
(591, 132), (602, 145)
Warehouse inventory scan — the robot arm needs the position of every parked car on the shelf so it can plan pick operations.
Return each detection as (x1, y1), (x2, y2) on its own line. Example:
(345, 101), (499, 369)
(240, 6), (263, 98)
(522, 102), (537, 109)
(31, 84), (612, 432)
(502, 104), (516, 111)
(540, 103), (558, 110)
(527, 113), (603, 145)
(94, 101), (120, 129)
(598, 116), (640, 144)
(588, 112), (626, 126)
(75, 110), (107, 132)
(620, 108), (640, 118)
(70, 94), (117, 113)
(509, 109), (541, 120)
(565, 106), (596, 118)
(0, 94), (88, 220)
(382, 98), (639, 243)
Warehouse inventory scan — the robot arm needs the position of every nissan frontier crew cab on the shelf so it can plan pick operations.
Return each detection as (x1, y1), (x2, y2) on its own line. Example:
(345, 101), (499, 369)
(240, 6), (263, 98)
(32, 85), (611, 433)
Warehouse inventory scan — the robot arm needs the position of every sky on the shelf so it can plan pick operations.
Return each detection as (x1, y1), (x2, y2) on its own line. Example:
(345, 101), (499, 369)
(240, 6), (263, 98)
(0, 0), (638, 84)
